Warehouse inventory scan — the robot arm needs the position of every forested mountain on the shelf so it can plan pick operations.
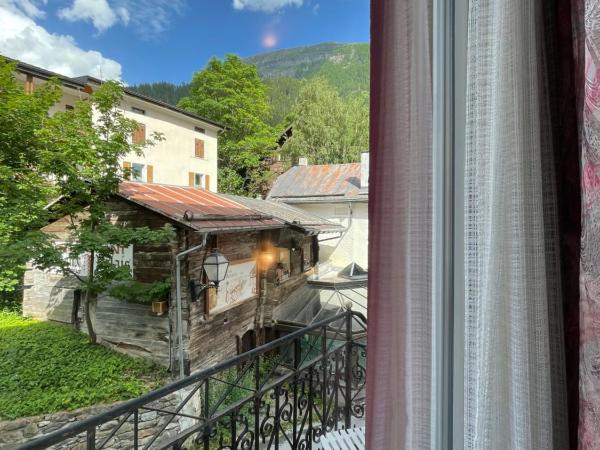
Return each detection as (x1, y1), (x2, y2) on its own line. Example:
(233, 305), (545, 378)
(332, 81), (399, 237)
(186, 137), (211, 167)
(129, 42), (369, 122)
(247, 42), (369, 97)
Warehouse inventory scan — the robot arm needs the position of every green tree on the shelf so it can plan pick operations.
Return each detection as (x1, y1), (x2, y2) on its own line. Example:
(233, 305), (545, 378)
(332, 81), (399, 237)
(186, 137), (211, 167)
(0, 60), (62, 301)
(178, 54), (277, 195)
(0, 60), (174, 341)
(281, 78), (369, 165)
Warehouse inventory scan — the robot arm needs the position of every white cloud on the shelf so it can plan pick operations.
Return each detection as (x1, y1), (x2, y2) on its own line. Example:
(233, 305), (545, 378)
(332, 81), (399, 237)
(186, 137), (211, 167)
(57, 0), (184, 38)
(58, 0), (129, 33)
(233, 0), (303, 12)
(0, 1), (122, 79)
(119, 0), (185, 37)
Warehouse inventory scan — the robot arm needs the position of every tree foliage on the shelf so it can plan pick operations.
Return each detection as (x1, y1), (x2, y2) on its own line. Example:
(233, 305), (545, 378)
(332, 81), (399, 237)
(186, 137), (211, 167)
(178, 54), (277, 195)
(0, 59), (174, 341)
(0, 61), (62, 294)
(280, 78), (369, 165)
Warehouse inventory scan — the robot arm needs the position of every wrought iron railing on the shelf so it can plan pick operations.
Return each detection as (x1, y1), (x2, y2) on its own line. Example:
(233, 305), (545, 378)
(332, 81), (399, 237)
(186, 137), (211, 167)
(18, 310), (367, 450)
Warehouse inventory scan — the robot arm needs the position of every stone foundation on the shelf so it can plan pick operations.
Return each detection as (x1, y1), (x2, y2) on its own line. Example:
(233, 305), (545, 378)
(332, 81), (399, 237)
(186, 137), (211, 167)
(0, 394), (181, 449)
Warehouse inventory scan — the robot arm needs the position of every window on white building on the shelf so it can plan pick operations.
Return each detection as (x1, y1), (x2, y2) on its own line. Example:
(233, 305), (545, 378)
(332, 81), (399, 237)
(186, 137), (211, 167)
(131, 163), (147, 182)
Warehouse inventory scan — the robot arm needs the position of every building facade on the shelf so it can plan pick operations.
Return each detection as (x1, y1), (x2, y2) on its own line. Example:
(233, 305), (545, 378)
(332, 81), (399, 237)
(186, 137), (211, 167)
(267, 153), (369, 270)
(12, 59), (222, 191)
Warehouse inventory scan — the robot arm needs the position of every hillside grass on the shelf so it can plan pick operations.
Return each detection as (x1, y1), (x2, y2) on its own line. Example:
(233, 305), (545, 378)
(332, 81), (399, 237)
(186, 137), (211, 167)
(0, 311), (167, 420)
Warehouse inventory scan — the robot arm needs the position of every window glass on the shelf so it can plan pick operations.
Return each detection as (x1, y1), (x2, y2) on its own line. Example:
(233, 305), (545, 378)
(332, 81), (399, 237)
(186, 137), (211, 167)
(194, 173), (204, 188)
(132, 163), (146, 182)
(275, 247), (291, 284)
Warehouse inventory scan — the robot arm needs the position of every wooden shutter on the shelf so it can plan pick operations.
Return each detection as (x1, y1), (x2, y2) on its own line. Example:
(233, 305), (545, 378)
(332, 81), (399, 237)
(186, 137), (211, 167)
(204, 174), (210, 191)
(194, 139), (205, 158)
(146, 165), (153, 183)
(25, 74), (33, 94)
(133, 123), (146, 144)
(189, 172), (195, 187)
(123, 161), (132, 180)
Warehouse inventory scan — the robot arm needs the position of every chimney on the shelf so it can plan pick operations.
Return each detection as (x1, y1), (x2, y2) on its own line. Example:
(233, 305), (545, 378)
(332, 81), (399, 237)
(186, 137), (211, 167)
(298, 157), (308, 166)
(360, 152), (369, 189)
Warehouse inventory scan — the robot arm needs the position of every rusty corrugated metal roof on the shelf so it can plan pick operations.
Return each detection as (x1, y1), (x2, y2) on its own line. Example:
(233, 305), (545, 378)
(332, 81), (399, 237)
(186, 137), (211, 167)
(223, 194), (344, 233)
(267, 163), (368, 203)
(118, 182), (283, 232)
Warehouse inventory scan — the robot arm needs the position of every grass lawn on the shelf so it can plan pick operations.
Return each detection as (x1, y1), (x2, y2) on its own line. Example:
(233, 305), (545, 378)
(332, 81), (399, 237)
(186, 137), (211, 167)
(0, 311), (167, 420)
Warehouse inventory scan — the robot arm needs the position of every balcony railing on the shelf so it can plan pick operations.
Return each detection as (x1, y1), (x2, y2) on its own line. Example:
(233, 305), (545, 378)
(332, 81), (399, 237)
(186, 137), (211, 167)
(18, 309), (367, 450)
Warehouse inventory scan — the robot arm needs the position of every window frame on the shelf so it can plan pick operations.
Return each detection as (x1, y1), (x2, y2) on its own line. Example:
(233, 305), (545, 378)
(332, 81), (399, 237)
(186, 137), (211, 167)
(432, 0), (468, 448)
(194, 173), (204, 189)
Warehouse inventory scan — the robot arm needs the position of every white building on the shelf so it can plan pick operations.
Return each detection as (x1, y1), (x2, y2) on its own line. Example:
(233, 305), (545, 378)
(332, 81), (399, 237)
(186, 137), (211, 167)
(267, 153), (369, 270)
(13, 59), (223, 191)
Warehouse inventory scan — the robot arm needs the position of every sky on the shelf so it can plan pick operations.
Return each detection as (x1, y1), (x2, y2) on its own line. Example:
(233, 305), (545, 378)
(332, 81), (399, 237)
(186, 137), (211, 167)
(0, 0), (370, 85)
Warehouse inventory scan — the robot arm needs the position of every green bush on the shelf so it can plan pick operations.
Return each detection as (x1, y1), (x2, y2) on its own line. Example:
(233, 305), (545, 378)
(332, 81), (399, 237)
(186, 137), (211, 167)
(109, 279), (171, 305)
(0, 311), (167, 419)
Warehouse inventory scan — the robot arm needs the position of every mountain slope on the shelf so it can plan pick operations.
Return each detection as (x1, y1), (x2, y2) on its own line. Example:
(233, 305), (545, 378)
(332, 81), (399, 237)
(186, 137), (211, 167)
(247, 42), (369, 96)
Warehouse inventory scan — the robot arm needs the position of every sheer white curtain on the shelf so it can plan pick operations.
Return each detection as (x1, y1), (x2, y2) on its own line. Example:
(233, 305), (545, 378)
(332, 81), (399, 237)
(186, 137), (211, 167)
(463, 1), (568, 448)
(366, 0), (432, 448)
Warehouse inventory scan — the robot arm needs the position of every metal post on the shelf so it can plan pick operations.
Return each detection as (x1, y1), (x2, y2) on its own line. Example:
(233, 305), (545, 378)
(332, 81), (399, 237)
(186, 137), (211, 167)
(321, 326), (327, 435)
(203, 379), (210, 450)
(86, 428), (96, 450)
(254, 356), (260, 450)
(344, 310), (352, 429)
(133, 409), (139, 450)
(175, 236), (207, 379)
(292, 338), (301, 448)
(175, 257), (185, 379)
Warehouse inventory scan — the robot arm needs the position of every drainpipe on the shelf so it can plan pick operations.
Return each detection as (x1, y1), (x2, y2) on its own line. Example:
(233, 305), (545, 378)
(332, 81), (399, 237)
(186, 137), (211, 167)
(175, 234), (207, 379)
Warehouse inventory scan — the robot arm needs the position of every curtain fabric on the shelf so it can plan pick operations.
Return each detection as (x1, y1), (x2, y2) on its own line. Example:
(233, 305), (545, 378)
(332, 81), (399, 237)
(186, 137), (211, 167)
(366, 0), (432, 449)
(464, 1), (569, 448)
(573, 0), (600, 447)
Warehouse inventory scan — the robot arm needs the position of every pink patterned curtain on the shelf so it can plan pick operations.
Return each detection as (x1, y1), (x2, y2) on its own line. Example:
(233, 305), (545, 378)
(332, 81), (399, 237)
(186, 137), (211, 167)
(573, 1), (600, 447)
(366, 0), (432, 448)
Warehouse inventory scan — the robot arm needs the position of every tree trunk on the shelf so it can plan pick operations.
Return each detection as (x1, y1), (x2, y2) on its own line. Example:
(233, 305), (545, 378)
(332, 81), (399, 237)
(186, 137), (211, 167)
(85, 248), (97, 344)
(83, 290), (97, 344)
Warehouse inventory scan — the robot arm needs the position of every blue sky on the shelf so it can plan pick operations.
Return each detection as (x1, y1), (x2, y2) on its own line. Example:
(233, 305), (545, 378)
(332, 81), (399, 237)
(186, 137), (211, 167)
(0, 0), (369, 85)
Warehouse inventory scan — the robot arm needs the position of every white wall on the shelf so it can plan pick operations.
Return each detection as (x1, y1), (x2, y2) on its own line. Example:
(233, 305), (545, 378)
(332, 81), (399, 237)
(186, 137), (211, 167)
(120, 99), (219, 191)
(290, 202), (369, 269)
(19, 73), (219, 191)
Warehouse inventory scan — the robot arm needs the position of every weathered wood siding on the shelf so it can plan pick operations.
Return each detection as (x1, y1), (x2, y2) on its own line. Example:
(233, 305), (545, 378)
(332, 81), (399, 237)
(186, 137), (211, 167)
(185, 231), (261, 371)
(22, 267), (79, 323)
(184, 229), (316, 372)
(79, 296), (170, 366)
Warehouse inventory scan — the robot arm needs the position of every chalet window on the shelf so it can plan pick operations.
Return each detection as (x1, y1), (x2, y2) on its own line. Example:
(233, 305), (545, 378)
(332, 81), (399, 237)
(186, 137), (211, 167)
(302, 242), (312, 271)
(195, 126), (206, 134)
(132, 106), (146, 115)
(275, 248), (291, 284)
(194, 139), (205, 158)
(132, 123), (146, 144)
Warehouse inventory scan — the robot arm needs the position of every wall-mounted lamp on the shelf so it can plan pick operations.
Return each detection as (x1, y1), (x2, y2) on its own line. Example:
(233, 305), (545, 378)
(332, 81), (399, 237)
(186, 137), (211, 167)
(189, 249), (230, 302)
